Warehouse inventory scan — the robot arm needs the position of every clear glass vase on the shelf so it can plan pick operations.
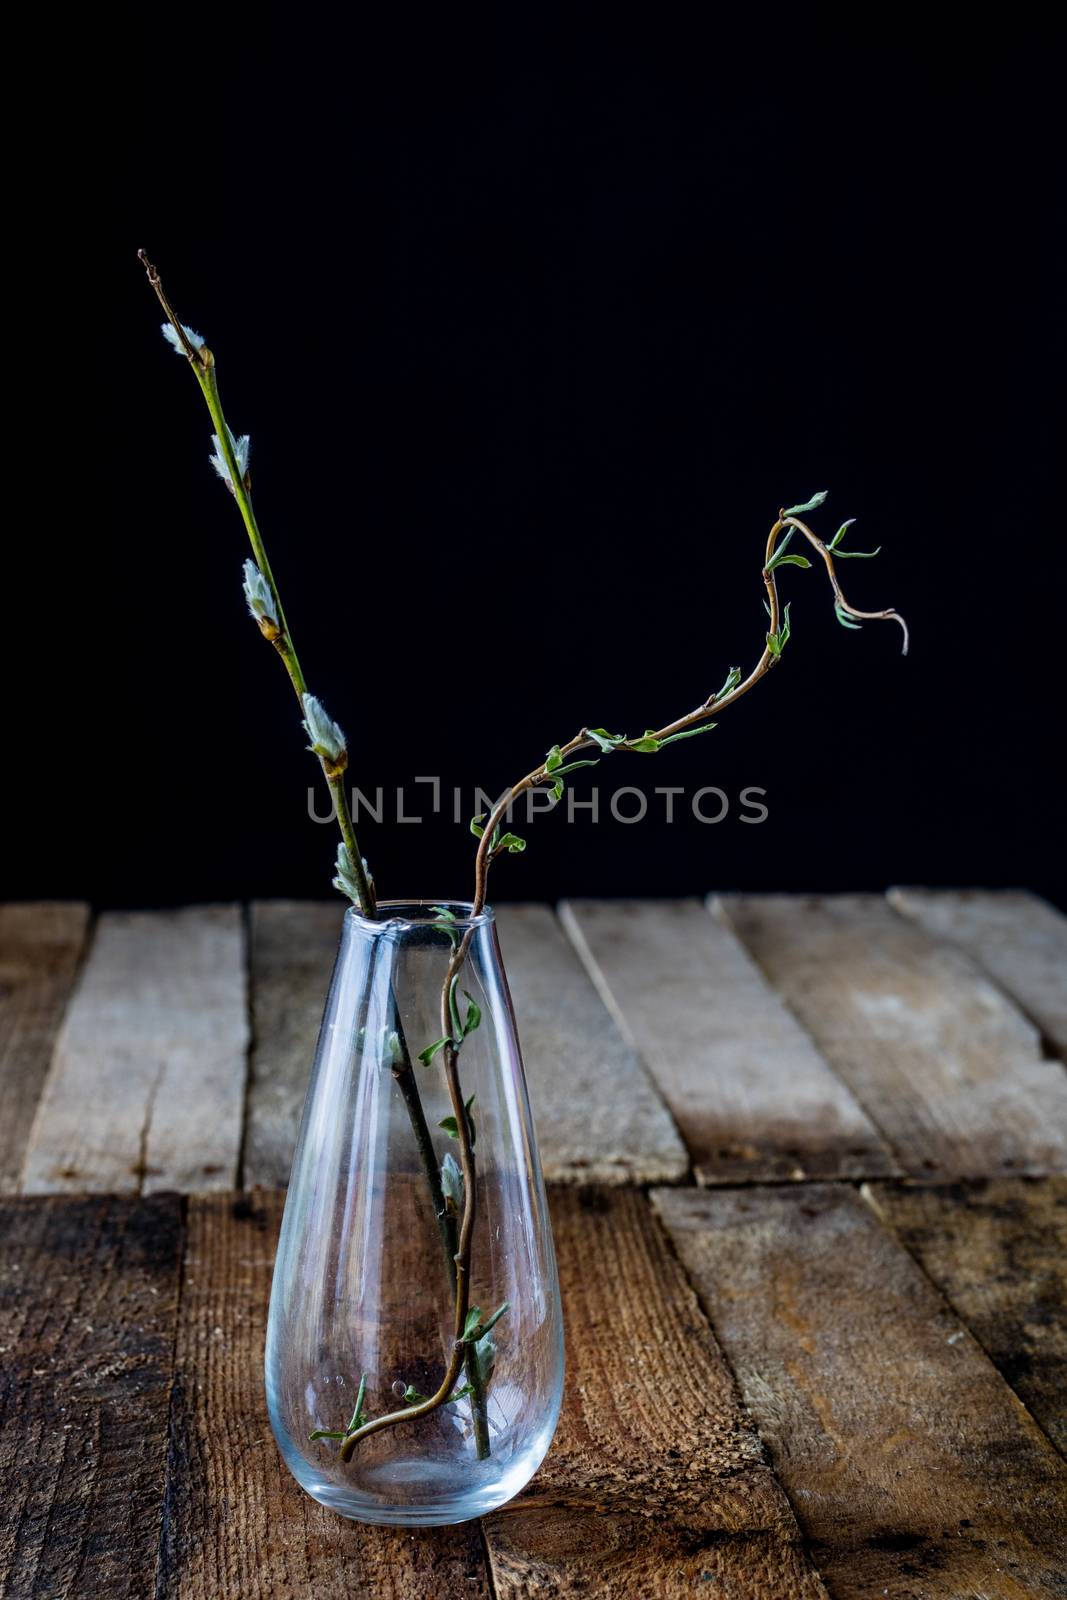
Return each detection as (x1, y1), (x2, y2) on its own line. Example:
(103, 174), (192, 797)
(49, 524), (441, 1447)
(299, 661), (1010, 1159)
(264, 900), (564, 1526)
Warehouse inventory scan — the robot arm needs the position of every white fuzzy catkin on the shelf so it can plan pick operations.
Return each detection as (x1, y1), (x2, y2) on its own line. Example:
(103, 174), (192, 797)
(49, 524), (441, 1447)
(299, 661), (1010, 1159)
(333, 840), (372, 904)
(161, 321), (205, 354)
(242, 559), (277, 627)
(303, 694), (346, 763)
(210, 428), (251, 490)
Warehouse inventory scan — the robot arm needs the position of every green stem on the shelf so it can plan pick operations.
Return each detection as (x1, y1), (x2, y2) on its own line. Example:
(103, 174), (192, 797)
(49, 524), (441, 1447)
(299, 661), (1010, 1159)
(465, 1345), (491, 1459)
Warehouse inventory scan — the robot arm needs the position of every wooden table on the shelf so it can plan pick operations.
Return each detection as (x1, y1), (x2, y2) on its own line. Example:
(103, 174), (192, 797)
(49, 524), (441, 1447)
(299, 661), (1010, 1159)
(2, 892), (1066, 1598)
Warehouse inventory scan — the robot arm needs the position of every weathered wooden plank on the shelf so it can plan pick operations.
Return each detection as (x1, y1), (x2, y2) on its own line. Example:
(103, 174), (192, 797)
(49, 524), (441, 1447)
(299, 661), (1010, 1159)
(0, 1193), (182, 1600)
(244, 901), (344, 1188)
(889, 888), (1067, 1062)
(496, 906), (688, 1185)
(483, 1187), (828, 1598)
(0, 903), (90, 1192)
(716, 893), (1067, 1178)
(561, 898), (896, 1184)
(654, 1183), (1067, 1599)
(157, 1191), (490, 1599)
(866, 1176), (1067, 1456)
(21, 907), (248, 1196)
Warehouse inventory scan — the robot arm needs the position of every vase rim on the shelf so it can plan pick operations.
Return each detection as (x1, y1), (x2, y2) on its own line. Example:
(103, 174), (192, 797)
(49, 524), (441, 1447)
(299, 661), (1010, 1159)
(343, 898), (495, 935)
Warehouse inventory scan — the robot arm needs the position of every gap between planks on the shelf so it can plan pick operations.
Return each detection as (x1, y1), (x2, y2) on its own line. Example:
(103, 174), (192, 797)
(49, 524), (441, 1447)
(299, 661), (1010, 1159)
(561, 897), (897, 1185)
(715, 892), (1067, 1179)
(0, 903), (90, 1193)
(863, 1174), (1067, 1459)
(888, 887), (1067, 1065)
(654, 1180), (1067, 1600)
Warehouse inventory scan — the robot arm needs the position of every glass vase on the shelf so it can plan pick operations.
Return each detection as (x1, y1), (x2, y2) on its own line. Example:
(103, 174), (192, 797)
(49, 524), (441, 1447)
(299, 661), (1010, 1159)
(264, 900), (564, 1525)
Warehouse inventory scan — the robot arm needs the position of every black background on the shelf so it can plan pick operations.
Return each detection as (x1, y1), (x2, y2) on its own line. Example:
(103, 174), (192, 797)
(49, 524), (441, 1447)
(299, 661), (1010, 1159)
(12, 9), (1064, 910)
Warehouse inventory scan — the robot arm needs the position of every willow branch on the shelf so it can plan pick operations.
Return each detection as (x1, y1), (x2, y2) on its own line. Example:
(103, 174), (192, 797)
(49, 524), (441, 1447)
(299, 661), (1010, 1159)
(139, 249), (483, 1452)
(468, 505), (907, 914)
(138, 251), (376, 918)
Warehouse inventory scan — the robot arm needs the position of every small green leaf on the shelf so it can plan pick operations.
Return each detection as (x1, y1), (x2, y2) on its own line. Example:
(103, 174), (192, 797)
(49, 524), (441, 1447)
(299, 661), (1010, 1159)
(347, 1374), (369, 1432)
(766, 530), (812, 572)
(782, 490), (828, 517)
(827, 518), (856, 550)
(475, 1300), (511, 1339)
(544, 744), (563, 773)
(431, 905), (461, 949)
(658, 721), (718, 747)
(834, 602), (863, 630)
(418, 1036), (452, 1066)
(469, 814), (486, 839)
(833, 545), (881, 560)
(447, 979), (481, 1042)
(627, 733), (661, 753)
(461, 991), (482, 1037)
(439, 1094), (477, 1147)
(552, 759), (600, 779)
(310, 1372), (370, 1441)
(402, 1380), (474, 1407)
(713, 667), (742, 701)
(494, 831), (527, 854)
(447, 975), (464, 1041)
(472, 1332), (497, 1388)
(545, 755), (602, 797)
(463, 1305), (485, 1340)
(766, 602), (792, 657)
(586, 727), (625, 753)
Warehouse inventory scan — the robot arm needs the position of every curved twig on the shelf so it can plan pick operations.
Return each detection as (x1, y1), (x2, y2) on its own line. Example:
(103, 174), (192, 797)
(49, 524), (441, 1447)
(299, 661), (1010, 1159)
(340, 501), (907, 1454)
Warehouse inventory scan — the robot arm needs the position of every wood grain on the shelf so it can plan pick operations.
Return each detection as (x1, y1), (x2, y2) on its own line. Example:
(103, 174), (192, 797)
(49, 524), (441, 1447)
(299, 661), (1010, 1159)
(0, 902), (90, 1192)
(889, 888), (1067, 1062)
(716, 893), (1067, 1178)
(244, 902), (344, 1188)
(496, 906), (688, 1185)
(21, 907), (249, 1196)
(866, 1176), (1067, 1456)
(483, 1187), (828, 1598)
(157, 1192), (490, 1599)
(0, 1194), (182, 1600)
(654, 1183), (1067, 1599)
(561, 898), (895, 1184)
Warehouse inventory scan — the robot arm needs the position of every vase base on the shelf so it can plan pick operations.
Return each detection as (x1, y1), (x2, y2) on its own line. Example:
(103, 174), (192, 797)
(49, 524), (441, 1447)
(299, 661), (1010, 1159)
(285, 1444), (550, 1525)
